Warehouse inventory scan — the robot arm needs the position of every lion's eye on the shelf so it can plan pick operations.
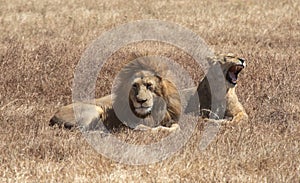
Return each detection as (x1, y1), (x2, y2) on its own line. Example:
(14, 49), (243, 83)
(132, 83), (138, 89)
(146, 83), (153, 90)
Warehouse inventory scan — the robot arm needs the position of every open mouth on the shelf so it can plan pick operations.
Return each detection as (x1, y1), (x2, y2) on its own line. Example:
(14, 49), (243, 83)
(226, 65), (244, 85)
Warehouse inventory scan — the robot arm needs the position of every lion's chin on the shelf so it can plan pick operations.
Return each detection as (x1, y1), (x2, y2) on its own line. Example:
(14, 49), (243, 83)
(135, 107), (152, 116)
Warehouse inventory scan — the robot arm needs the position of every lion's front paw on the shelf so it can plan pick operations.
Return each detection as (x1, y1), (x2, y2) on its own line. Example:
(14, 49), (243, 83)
(151, 123), (180, 133)
(231, 112), (248, 124)
(204, 118), (228, 125)
(134, 124), (152, 131)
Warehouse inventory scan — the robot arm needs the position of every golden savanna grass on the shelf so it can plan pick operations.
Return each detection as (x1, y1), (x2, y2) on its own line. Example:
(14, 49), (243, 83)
(1, 0), (299, 182)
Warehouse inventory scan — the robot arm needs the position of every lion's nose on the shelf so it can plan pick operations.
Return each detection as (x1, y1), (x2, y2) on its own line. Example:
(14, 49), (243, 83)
(137, 98), (147, 104)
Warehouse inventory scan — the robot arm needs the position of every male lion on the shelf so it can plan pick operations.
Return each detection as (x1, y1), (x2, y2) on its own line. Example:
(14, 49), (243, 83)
(49, 56), (181, 131)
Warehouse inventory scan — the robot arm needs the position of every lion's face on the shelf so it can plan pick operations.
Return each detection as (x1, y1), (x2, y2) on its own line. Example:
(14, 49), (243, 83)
(215, 53), (246, 88)
(113, 56), (181, 127)
(129, 71), (162, 118)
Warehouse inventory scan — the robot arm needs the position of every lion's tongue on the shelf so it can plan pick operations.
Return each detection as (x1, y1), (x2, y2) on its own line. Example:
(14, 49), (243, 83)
(229, 71), (237, 83)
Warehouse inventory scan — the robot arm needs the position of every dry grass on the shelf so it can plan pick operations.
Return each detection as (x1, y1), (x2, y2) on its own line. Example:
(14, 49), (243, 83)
(1, 0), (300, 182)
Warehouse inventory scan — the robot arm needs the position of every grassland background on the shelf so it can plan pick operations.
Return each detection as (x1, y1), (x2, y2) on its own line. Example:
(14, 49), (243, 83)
(0, 0), (299, 182)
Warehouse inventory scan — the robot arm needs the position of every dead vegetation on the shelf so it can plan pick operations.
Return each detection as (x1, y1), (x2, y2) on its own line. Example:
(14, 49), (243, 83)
(0, 0), (299, 182)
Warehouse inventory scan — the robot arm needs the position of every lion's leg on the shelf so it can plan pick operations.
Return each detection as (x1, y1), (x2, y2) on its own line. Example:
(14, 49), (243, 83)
(50, 94), (115, 130)
(230, 110), (248, 124)
(49, 103), (77, 129)
(133, 124), (152, 131)
(225, 90), (248, 124)
(75, 104), (105, 130)
(150, 123), (180, 133)
(133, 123), (180, 133)
(49, 103), (105, 130)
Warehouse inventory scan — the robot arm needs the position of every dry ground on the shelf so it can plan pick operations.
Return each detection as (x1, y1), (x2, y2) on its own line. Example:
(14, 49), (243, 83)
(0, 0), (299, 182)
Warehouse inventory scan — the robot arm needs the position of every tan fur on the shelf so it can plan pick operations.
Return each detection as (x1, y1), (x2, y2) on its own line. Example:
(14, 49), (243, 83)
(49, 56), (181, 131)
(49, 53), (248, 131)
(225, 87), (248, 124)
(196, 53), (248, 124)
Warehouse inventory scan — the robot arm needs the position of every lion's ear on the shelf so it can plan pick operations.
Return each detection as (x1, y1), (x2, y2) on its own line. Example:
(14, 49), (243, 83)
(207, 55), (224, 65)
(207, 56), (218, 66)
(155, 74), (163, 81)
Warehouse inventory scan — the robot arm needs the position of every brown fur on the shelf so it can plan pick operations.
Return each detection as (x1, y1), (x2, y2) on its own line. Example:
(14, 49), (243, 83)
(49, 53), (248, 131)
(196, 53), (248, 124)
(49, 56), (181, 131)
